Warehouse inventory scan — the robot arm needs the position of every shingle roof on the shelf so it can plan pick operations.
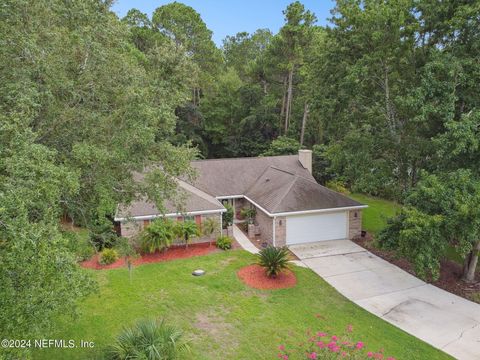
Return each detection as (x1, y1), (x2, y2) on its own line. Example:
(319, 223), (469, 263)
(244, 166), (362, 214)
(116, 154), (364, 220)
(115, 179), (224, 220)
(190, 155), (314, 196)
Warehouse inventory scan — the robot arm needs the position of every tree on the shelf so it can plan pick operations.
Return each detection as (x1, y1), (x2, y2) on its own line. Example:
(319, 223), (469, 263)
(262, 136), (301, 156)
(378, 170), (480, 282)
(202, 217), (219, 241)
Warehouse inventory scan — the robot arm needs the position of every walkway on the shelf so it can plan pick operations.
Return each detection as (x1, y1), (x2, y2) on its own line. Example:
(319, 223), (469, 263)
(232, 224), (259, 254)
(290, 240), (480, 360)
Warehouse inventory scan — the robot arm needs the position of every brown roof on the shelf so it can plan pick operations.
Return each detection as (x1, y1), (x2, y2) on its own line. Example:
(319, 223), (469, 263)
(116, 154), (364, 220)
(190, 155), (314, 196)
(115, 179), (224, 220)
(245, 166), (362, 214)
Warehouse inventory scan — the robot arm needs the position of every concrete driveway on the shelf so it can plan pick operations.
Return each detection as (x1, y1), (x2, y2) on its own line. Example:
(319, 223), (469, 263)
(290, 240), (480, 360)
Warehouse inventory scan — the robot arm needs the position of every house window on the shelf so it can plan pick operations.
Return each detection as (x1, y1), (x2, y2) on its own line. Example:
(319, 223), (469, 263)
(279, 220), (283, 226)
(184, 215), (194, 222)
(354, 212), (358, 218)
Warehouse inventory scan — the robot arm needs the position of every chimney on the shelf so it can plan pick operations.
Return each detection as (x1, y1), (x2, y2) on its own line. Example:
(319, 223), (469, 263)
(298, 149), (312, 174)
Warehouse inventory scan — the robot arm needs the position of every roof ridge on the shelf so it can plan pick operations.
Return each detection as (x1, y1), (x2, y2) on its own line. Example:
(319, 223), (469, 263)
(177, 179), (223, 208)
(191, 154), (297, 163)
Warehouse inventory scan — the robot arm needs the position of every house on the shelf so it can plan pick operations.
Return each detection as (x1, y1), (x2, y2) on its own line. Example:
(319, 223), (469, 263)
(114, 150), (367, 246)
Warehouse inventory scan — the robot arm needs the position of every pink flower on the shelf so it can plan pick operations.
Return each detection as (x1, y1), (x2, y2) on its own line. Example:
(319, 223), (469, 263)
(331, 335), (338, 341)
(356, 341), (364, 349)
(316, 332), (326, 337)
(330, 345), (340, 352)
(387, 358), (396, 360)
(367, 352), (374, 358)
(346, 324), (353, 332)
(308, 352), (317, 359)
(316, 341), (325, 348)
(278, 345), (285, 351)
(341, 351), (348, 357)
(327, 341), (337, 349)
(282, 355), (289, 360)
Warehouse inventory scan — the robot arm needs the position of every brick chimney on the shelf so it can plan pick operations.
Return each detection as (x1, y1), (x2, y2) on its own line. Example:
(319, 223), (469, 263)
(298, 149), (312, 174)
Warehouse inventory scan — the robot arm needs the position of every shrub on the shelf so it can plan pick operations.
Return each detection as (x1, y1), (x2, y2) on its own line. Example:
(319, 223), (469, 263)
(277, 322), (396, 360)
(141, 219), (176, 253)
(326, 179), (350, 194)
(108, 318), (189, 360)
(216, 235), (232, 250)
(174, 220), (200, 248)
(64, 230), (95, 261)
(99, 248), (118, 265)
(240, 207), (256, 224)
(222, 204), (234, 228)
(90, 222), (118, 251)
(202, 217), (219, 239)
(257, 246), (290, 278)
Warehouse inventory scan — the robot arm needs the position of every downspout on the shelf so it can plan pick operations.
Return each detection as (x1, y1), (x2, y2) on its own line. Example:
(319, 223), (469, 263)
(220, 213), (223, 236)
(272, 216), (276, 247)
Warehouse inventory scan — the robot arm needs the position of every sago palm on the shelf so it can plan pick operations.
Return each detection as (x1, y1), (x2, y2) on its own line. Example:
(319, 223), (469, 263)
(108, 318), (189, 360)
(257, 246), (291, 278)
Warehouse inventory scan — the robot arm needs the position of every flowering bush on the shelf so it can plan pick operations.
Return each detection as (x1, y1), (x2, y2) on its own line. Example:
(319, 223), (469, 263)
(276, 323), (396, 360)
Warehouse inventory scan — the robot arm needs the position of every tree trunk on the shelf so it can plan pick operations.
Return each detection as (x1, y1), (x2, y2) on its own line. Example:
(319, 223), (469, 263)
(300, 102), (309, 145)
(462, 241), (480, 283)
(280, 75), (287, 133)
(284, 66), (294, 134)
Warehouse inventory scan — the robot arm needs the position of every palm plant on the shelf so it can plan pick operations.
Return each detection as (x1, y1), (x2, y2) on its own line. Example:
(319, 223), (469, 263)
(202, 217), (219, 243)
(108, 318), (189, 360)
(141, 219), (176, 253)
(175, 220), (200, 248)
(257, 246), (291, 278)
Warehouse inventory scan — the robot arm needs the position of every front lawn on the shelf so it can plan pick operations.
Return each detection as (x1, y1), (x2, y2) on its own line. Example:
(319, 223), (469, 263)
(33, 251), (451, 360)
(350, 193), (401, 235)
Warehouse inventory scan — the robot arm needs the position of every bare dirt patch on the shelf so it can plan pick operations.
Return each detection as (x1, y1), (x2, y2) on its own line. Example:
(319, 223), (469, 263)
(237, 264), (297, 290)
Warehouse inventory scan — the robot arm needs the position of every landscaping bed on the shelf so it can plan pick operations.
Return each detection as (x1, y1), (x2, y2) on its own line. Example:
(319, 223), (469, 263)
(81, 242), (219, 270)
(354, 233), (480, 304)
(237, 264), (296, 290)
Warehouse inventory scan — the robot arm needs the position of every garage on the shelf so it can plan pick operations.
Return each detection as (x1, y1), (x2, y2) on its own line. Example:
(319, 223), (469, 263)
(286, 211), (348, 245)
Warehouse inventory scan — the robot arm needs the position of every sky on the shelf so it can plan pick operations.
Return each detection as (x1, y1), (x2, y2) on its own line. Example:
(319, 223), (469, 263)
(111, 0), (336, 46)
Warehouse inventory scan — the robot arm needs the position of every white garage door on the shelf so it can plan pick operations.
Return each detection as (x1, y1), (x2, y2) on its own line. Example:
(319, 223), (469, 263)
(286, 211), (348, 245)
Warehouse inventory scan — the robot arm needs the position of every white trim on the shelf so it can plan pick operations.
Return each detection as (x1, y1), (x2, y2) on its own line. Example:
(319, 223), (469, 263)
(272, 216), (276, 247)
(274, 205), (368, 217)
(215, 195), (243, 199)
(115, 208), (226, 222)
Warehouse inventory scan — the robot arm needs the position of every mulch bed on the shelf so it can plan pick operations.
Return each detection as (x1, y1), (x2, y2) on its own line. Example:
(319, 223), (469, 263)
(353, 233), (480, 303)
(237, 264), (297, 290)
(81, 242), (219, 270)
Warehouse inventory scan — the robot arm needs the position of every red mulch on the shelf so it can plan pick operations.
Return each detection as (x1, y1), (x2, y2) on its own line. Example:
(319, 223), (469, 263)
(353, 233), (480, 303)
(80, 242), (219, 270)
(237, 264), (297, 290)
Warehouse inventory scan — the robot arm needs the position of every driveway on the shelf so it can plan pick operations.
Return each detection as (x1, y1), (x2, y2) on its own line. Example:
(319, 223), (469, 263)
(290, 240), (480, 360)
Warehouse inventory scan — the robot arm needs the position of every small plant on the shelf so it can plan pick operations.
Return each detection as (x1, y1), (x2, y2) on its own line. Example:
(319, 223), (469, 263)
(174, 220), (200, 248)
(141, 218), (176, 253)
(107, 318), (189, 360)
(222, 204), (234, 228)
(99, 248), (119, 265)
(216, 235), (232, 250)
(257, 246), (290, 278)
(202, 217), (219, 240)
(240, 207), (256, 224)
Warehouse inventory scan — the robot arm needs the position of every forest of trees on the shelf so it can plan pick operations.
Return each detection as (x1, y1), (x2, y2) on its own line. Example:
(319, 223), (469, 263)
(0, 0), (479, 356)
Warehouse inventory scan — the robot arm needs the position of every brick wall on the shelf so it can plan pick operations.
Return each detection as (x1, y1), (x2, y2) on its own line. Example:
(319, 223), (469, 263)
(255, 206), (273, 245)
(348, 209), (362, 239)
(274, 216), (287, 247)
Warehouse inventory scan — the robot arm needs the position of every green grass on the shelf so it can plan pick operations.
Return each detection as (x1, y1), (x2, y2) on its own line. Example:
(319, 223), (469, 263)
(33, 251), (451, 360)
(350, 193), (401, 235)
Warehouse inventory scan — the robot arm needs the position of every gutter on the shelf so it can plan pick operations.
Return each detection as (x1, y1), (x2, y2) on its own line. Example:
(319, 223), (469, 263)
(114, 208), (226, 222)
